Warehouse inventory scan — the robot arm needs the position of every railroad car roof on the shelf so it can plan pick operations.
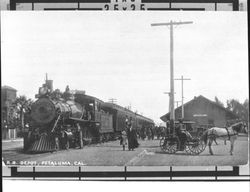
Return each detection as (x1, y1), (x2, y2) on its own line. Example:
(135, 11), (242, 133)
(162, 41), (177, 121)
(136, 114), (154, 123)
(103, 102), (134, 113)
(103, 102), (154, 123)
(74, 92), (104, 103)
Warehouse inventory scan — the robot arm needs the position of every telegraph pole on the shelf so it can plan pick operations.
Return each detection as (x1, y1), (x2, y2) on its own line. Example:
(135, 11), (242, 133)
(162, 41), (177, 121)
(175, 101), (182, 108)
(175, 75), (191, 119)
(108, 98), (117, 104)
(164, 91), (176, 113)
(151, 21), (193, 133)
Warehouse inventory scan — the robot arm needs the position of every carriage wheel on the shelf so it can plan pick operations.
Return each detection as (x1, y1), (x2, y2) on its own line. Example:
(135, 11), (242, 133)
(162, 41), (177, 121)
(184, 142), (192, 154)
(187, 138), (206, 155)
(159, 137), (166, 150)
(161, 137), (179, 154)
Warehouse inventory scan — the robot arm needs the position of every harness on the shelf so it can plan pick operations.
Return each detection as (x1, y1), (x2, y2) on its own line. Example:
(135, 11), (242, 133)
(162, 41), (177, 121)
(224, 127), (239, 140)
(209, 127), (238, 140)
(209, 129), (217, 140)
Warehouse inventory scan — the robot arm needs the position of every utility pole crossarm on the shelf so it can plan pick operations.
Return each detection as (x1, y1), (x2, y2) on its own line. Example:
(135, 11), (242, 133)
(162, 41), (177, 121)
(164, 92), (176, 94)
(174, 76), (191, 119)
(151, 21), (193, 27)
(175, 78), (191, 80)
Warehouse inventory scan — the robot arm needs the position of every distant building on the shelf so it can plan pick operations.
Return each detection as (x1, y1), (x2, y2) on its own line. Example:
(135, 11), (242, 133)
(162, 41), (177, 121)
(1, 85), (17, 139)
(160, 95), (238, 132)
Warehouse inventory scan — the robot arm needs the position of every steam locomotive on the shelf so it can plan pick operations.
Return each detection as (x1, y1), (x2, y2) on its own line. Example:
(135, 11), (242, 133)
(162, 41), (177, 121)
(23, 77), (154, 153)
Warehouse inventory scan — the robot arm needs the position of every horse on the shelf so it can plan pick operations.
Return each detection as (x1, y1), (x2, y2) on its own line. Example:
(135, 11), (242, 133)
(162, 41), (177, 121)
(202, 122), (243, 155)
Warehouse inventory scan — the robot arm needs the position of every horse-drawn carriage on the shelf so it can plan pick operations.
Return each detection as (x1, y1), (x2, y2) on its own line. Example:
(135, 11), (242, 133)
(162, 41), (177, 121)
(160, 120), (206, 155)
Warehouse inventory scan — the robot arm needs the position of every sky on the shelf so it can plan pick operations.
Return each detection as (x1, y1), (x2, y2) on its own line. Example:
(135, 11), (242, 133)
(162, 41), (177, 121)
(1, 11), (248, 124)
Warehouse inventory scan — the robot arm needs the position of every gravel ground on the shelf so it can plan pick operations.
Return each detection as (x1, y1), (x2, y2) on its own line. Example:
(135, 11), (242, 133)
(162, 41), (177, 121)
(2, 136), (248, 166)
(138, 136), (249, 166)
(27, 140), (159, 166)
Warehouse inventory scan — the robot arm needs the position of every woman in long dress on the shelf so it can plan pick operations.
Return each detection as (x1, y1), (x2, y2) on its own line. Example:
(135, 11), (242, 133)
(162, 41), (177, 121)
(127, 117), (139, 151)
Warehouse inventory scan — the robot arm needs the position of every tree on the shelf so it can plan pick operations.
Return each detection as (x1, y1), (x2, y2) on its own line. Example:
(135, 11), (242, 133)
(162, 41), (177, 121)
(12, 95), (33, 131)
(214, 96), (224, 107)
(226, 99), (248, 122)
(242, 99), (249, 122)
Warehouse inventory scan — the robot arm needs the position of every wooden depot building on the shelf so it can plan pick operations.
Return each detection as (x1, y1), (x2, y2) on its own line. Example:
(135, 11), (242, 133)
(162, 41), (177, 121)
(160, 95), (238, 132)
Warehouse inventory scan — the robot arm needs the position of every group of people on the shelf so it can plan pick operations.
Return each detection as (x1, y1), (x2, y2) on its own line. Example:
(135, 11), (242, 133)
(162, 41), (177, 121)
(139, 126), (154, 140)
(120, 116), (139, 151)
(139, 126), (165, 140)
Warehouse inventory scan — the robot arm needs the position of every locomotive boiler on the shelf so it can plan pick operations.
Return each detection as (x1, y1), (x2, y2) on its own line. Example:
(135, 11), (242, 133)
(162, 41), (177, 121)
(25, 98), (84, 152)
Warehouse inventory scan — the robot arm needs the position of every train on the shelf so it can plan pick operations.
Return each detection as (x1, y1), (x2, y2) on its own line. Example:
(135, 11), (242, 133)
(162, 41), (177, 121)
(23, 77), (154, 153)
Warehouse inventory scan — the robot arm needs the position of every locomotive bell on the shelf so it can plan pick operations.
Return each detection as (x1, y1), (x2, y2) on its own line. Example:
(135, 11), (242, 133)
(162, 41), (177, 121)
(39, 86), (48, 96)
(31, 98), (56, 124)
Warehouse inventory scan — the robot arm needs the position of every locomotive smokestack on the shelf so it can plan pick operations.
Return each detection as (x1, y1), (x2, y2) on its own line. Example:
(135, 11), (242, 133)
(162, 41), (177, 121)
(46, 80), (53, 92)
(45, 73), (53, 92)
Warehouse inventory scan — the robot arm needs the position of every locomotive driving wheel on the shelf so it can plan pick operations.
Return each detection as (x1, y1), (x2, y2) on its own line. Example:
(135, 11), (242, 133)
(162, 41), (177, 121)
(79, 130), (83, 149)
(160, 136), (179, 154)
(54, 137), (60, 151)
(187, 137), (206, 155)
(65, 140), (70, 150)
(62, 136), (70, 150)
(23, 131), (31, 151)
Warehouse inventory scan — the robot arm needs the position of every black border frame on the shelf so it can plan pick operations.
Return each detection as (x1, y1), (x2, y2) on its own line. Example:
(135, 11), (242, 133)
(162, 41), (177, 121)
(9, 0), (239, 11)
(2, 166), (249, 181)
(3, 0), (248, 182)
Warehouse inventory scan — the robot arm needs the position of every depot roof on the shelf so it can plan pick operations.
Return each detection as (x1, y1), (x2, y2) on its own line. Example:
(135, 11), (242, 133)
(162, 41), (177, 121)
(160, 95), (238, 122)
